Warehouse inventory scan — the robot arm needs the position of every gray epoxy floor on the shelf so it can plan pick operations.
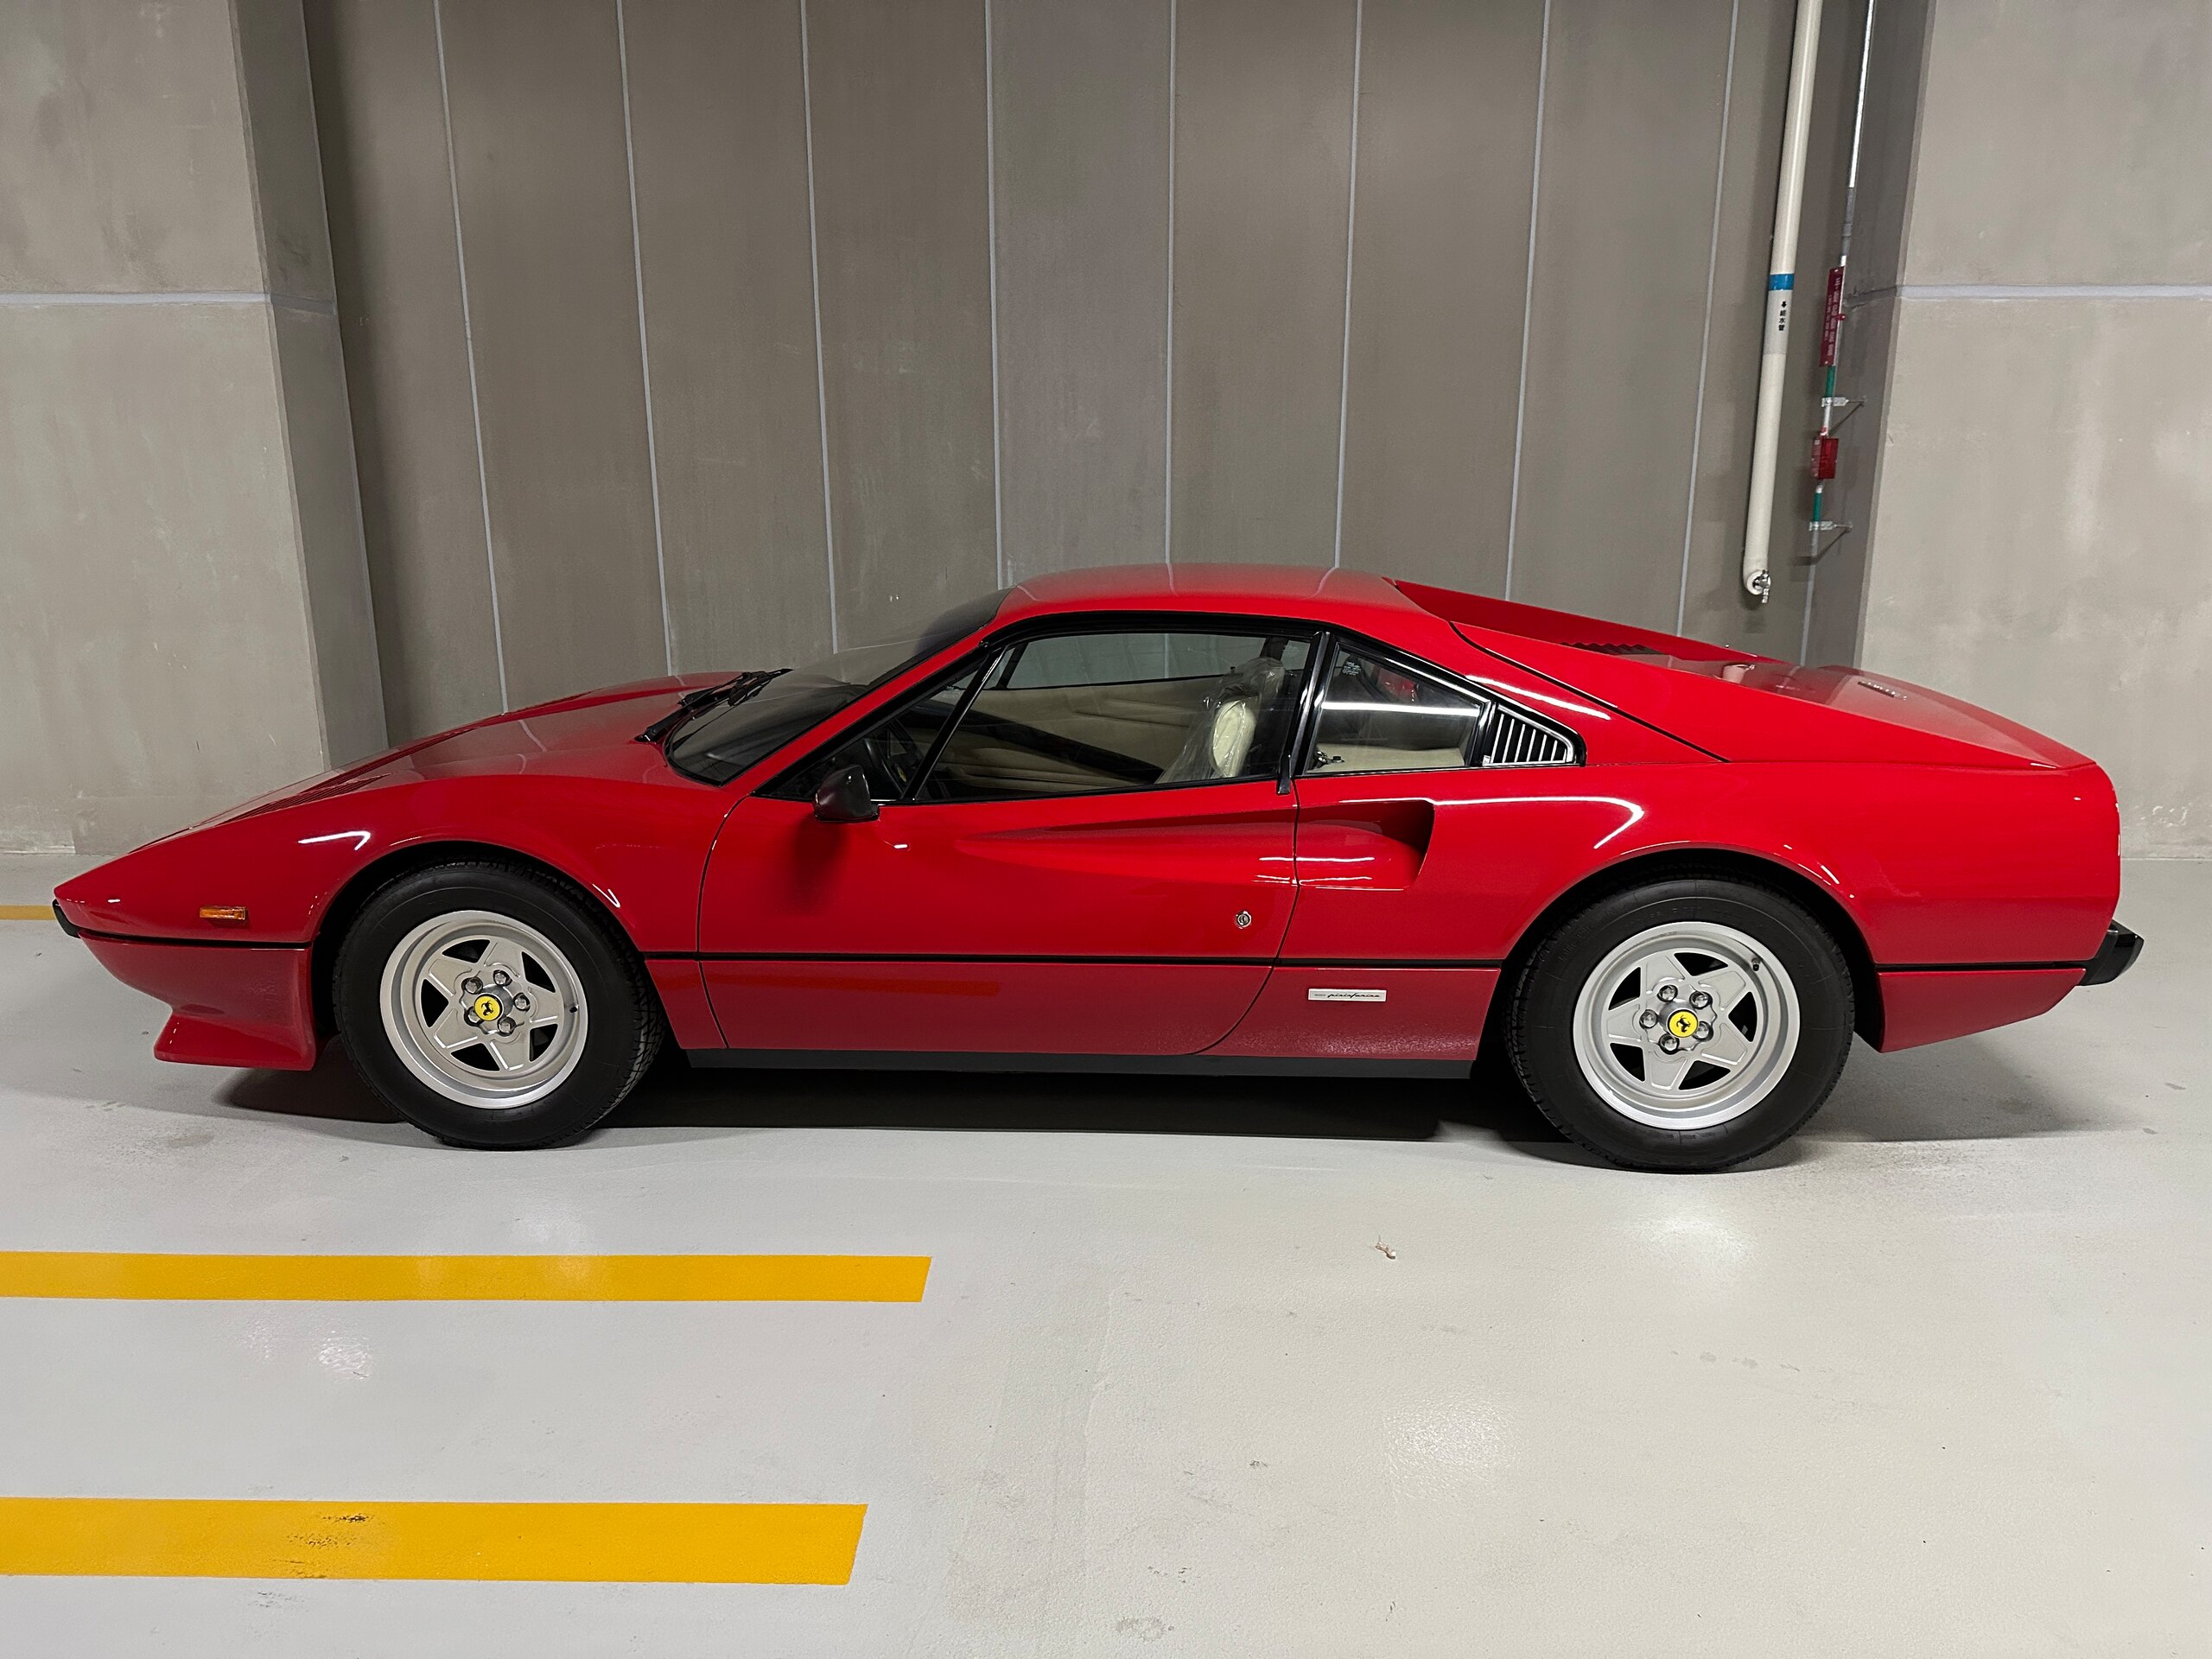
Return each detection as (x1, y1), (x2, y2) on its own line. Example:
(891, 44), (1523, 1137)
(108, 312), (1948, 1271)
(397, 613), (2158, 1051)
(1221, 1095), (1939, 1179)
(0, 852), (2204, 1656)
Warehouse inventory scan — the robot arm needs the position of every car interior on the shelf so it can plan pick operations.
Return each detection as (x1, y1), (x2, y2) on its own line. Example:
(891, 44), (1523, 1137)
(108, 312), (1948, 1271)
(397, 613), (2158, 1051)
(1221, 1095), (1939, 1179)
(778, 627), (1514, 806)
(781, 630), (1315, 804)
(1305, 645), (1493, 774)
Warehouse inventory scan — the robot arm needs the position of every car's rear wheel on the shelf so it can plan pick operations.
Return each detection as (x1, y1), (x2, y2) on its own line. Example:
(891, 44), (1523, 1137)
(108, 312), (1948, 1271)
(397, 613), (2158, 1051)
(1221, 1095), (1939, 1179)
(1507, 879), (1853, 1171)
(333, 861), (660, 1148)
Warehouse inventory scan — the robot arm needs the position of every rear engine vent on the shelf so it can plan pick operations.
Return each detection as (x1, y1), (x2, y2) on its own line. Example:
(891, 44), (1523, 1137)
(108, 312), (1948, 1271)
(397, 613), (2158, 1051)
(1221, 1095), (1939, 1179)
(1485, 706), (1575, 767)
(1567, 640), (1663, 655)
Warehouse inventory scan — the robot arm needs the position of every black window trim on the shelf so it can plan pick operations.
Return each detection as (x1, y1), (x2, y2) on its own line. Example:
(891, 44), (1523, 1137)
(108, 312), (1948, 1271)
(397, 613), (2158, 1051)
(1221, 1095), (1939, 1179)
(1279, 629), (1336, 795)
(907, 658), (993, 793)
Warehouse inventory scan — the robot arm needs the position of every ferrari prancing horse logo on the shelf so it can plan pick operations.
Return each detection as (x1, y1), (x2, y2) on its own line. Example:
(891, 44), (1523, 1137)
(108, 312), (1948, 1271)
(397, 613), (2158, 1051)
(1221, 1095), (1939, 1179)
(1668, 1008), (1700, 1039)
(472, 993), (505, 1024)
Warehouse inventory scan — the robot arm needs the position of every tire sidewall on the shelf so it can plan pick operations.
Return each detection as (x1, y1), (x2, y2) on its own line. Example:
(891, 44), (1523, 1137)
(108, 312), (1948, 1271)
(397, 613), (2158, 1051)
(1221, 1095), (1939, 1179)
(335, 865), (646, 1148)
(1513, 880), (1853, 1171)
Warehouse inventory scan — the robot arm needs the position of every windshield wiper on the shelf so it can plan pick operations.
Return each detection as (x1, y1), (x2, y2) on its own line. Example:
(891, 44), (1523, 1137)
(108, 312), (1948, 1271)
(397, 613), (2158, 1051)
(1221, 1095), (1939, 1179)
(636, 669), (786, 747)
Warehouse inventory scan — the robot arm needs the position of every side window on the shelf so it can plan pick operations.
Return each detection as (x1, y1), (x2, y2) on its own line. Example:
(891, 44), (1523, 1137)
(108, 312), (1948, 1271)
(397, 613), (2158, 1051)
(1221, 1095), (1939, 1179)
(919, 629), (1313, 804)
(774, 666), (982, 803)
(1305, 643), (1494, 776)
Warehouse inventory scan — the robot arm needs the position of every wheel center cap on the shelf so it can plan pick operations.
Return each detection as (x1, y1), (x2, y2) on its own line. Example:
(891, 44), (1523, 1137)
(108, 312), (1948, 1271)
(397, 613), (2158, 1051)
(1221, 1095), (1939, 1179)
(471, 991), (506, 1024)
(1667, 1008), (1700, 1039)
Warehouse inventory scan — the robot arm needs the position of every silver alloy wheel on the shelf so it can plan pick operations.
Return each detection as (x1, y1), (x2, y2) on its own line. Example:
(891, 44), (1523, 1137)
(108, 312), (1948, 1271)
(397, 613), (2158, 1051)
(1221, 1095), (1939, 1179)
(1569, 920), (1799, 1130)
(378, 909), (588, 1109)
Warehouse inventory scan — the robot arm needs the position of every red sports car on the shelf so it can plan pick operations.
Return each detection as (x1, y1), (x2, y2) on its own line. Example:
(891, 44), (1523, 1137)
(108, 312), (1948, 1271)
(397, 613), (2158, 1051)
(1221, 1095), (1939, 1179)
(55, 565), (2139, 1170)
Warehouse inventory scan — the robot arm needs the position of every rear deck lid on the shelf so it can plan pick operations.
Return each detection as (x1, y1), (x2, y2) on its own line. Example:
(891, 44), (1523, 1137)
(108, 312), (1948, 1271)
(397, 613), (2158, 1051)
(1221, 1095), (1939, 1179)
(1395, 580), (2090, 768)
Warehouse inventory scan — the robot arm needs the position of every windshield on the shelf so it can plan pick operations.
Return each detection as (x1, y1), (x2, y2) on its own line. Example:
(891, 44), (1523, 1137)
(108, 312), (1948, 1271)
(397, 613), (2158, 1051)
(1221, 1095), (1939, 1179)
(664, 588), (1009, 785)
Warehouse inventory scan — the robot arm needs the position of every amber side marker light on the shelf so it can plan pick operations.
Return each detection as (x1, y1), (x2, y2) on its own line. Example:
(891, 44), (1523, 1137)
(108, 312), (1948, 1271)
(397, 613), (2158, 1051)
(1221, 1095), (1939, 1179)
(198, 906), (250, 925)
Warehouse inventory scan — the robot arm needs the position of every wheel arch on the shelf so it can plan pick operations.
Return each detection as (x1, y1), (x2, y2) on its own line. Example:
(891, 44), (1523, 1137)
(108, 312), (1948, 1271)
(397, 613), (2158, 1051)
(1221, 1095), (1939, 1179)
(309, 840), (648, 1038)
(1483, 847), (1884, 1051)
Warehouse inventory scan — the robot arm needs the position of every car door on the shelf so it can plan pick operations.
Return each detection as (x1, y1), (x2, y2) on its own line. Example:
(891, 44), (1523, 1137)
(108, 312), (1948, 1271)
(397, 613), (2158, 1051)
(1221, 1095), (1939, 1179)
(698, 622), (1318, 1056)
(1220, 637), (1589, 1061)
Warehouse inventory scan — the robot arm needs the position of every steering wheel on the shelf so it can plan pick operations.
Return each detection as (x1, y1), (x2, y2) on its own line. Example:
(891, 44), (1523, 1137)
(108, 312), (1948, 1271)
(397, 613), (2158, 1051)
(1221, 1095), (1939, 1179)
(861, 721), (928, 794)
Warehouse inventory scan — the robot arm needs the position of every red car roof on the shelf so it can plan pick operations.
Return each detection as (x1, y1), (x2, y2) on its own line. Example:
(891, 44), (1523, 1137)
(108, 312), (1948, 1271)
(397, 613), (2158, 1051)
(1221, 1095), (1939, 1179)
(995, 564), (1761, 665)
(999, 563), (1418, 626)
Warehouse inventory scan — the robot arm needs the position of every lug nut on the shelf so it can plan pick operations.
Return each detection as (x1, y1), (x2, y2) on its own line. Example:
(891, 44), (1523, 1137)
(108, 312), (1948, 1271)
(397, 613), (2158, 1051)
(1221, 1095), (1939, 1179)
(492, 967), (512, 987)
(1696, 1021), (1713, 1041)
(1659, 1034), (1682, 1054)
(512, 994), (531, 1014)
(496, 1018), (515, 1037)
(461, 976), (481, 995)
(1688, 989), (1713, 1010)
(1637, 1009), (1660, 1030)
(1656, 982), (1680, 1003)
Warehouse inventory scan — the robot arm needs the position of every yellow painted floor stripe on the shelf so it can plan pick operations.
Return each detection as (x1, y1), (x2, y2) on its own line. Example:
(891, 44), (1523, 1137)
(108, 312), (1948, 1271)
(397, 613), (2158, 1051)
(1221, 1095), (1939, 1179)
(0, 1252), (929, 1302)
(0, 905), (54, 921)
(0, 1498), (864, 1582)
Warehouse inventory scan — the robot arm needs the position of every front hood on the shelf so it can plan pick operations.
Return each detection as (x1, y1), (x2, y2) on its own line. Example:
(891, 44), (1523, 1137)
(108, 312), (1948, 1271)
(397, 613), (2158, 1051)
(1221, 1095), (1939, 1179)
(210, 675), (733, 825)
(1455, 626), (2092, 769)
(393, 677), (707, 781)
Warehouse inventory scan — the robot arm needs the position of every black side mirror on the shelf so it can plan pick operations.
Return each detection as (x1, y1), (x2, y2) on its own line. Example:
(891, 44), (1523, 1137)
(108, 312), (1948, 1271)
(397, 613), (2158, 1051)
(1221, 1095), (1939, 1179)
(811, 764), (880, 823)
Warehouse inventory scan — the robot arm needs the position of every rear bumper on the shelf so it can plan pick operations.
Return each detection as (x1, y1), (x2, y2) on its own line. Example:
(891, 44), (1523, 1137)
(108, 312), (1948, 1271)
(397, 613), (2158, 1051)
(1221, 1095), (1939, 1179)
(1873, 967), (2082, 1052)
(75, 933), (320, 1071)
(1872, 921), (2143, 1051)
(2078, 922), (2144, 987)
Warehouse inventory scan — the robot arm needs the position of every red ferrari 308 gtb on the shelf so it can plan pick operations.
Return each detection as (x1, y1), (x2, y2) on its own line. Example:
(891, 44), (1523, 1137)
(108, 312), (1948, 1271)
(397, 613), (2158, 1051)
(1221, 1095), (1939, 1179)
(56, 565), (2139, 1171)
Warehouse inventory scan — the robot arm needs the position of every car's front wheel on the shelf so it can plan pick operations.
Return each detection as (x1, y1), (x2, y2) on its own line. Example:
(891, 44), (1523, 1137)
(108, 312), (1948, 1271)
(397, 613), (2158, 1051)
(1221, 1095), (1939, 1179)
(1507, 878), (1853, 1171)
(333, 861), (660, 1148)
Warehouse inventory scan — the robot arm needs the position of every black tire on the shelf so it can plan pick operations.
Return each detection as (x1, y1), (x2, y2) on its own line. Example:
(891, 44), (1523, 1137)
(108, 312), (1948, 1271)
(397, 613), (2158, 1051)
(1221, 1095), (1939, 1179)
(1506, 878), (1853, 1172)
(333, 861), (661, 1148)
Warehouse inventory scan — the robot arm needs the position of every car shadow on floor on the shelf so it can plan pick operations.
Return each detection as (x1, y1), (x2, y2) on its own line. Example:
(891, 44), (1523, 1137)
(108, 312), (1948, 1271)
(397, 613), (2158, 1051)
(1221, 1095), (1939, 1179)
(1802, 1033), (2096, 1142)
(611, 1046), (1569, 1146)
(213, 1033), (2092, 1154)
(216, 1041), (1566, 1147)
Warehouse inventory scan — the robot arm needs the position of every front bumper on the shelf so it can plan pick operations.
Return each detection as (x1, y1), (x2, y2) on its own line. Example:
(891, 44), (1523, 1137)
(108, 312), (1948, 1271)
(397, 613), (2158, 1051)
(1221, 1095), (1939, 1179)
(75, 931), (320, 1070)
(2079, 922), (2144, 987)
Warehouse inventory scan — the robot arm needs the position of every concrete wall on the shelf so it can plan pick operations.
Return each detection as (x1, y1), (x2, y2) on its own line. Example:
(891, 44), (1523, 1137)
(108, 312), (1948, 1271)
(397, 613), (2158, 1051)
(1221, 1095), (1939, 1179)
(1835, 0), (2212, 855)
(57, 0), (2197, 867)
(308, 0), (1862, 742)
(0, 0), (384, 854)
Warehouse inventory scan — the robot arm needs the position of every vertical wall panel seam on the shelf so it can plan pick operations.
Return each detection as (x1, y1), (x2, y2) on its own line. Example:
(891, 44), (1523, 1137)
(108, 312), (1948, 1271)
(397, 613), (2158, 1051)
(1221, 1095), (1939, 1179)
(797, 0), (840, 649)
(983, 0), (1007, 586)
(1833, 0), (1935, 672)
(432, 0), (509, 709)
(1161, 0), (1178, 565)
(1503, 0), (1552, 602)
(289, 7), (389, 754)
(1676, 0), (1740, 636)
(615, 0), (676, 674)
(252, 300), (336, 755)
(1328, 0), (1365, 571)
(224, 3), (334, 756)
(220, 3), (279, 312)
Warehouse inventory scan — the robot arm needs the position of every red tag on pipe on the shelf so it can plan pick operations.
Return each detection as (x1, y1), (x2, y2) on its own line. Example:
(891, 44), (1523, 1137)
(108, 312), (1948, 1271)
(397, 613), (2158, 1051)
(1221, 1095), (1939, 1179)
(1820, 266), (1846, 366)
(1811, 432), (1839, 481)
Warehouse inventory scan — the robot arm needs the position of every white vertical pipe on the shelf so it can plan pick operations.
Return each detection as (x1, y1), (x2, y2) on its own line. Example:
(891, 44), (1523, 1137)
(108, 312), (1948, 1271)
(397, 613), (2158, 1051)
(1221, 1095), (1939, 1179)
(1740, 0), (1827, 601)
